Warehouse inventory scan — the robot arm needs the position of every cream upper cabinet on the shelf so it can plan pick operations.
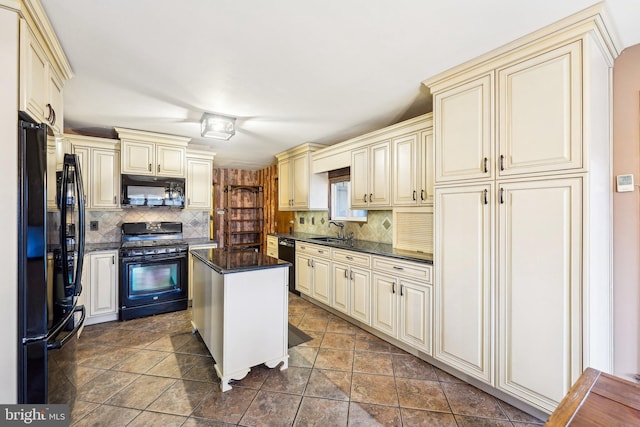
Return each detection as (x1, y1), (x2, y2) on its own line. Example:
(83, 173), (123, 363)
(497, 41), (582, 177)
(68, 135), (120, 209)
(351, 140), (391, 209)
(434, 74), (493, 183)
(497, 177), (582, 412)
(276, 143), (328, 211)
(116, 128), (190, 178)
(19, 19), (66, 134)
(186, 150), (215, 210)
(434, 183), (493, 384)
(392, 123), (435, 206)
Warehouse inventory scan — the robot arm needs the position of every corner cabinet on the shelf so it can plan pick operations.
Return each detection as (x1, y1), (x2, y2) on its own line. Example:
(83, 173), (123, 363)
(80, 250), (119, 326)
(224, 185), (264, 251)
(186, 149), (215, 210)
(276, 143), (328, 211)
(67, 135), (120, 209)
(115, 127), (190, 178)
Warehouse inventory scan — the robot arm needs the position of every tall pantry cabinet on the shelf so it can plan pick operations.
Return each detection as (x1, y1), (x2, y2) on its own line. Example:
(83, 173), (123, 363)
(424, 5), (617, 414)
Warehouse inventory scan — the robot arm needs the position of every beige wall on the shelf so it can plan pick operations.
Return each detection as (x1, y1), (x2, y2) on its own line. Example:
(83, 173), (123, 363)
(613, 43), (640, 380)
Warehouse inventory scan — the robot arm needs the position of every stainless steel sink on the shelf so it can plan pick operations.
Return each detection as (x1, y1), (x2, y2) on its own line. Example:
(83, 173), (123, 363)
(309, 237), (350, 244)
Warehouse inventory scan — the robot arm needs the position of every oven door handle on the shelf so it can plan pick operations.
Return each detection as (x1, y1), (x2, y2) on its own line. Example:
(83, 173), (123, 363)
(120, 254), (187, 263)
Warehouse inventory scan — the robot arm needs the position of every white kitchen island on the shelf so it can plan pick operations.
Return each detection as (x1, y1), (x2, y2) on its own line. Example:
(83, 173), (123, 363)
(190, 248), (291, 392)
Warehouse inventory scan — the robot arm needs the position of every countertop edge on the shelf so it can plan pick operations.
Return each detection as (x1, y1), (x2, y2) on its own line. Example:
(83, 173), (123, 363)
(191, 248), (291, 274)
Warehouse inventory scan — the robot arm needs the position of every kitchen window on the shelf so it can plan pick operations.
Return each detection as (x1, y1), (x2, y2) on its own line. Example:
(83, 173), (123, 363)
(329, 168), (367, 222)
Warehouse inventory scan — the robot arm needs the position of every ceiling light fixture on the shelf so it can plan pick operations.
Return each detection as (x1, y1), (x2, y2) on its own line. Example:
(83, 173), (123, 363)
(200, 113), (236, 140)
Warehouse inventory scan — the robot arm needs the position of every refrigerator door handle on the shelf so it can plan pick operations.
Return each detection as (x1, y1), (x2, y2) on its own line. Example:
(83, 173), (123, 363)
(47, 305), (86, 350)
(72, 154), (86, 296)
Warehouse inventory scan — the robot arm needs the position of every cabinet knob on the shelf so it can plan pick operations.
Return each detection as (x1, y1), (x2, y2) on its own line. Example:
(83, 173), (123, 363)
(148, 163), (152, 172)
(157, 164), (161, 173)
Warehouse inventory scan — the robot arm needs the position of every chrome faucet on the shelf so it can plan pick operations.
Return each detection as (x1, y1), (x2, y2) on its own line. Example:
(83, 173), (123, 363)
(328, 221), (345, 239)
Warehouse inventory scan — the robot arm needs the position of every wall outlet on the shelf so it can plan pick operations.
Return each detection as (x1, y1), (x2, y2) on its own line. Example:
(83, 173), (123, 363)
(89, 220), (99, 231)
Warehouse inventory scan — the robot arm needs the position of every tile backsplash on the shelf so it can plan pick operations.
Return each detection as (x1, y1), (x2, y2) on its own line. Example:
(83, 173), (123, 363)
(294, 210), (392, 244)
(48, 209), (210, 244)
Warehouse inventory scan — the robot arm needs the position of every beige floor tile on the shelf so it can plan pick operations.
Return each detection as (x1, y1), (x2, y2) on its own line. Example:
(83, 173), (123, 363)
(127, 411), (187, 427)
(111, 349), (169, 374)
(147, 379), (215, 416)
(261, 366), (311, 394)
(75, 371), (140, 404)
(400, 408), (458, 426)
(348, 402), (402, 427)
(298, 316), (329, 332)
(293, 396), (349, 426)
(454, 414), (515, 427)
(497, 400), (545, 424)
(68, 400), (99, 425)
(72, 404), (140, 427)
(355, 333), (391, 353)
(304, 369), (351, 401)
(351, 373), (398, 406)
(392, 354), (438, 380)
(396, 378), (451, 412)
(145, 333), (193, 352)
(314, 348), (354, 371)
(231, 364), (271, 389)
(441, 382), (508, 419)
(298, 330), (324, 348)
(191, 386), (258, 424)
(326, 318), (358, 335)
(147, 353), (211, 379)
(105, 375), (176, 409)
(321, 332), (356, 350)
(288, 346), (318, 368)
(353, 351), (394, 376)
(239, 390), (302, 426)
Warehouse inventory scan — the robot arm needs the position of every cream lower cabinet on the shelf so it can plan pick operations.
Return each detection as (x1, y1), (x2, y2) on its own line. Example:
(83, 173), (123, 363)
(82, 250), (119, 325)
(434, 183), (493, 384)
(296, 242), (331, 305)
(371, 256), (433, 354)
(331, 249), (372, 325)
(497, 177), (582, 412)
(266, 235), (279, 259)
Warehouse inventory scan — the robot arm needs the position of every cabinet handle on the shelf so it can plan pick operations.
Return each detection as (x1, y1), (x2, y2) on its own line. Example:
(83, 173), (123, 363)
(363, 194), (367, 203)
(318, 250), (324, 254)
(483, 189), (488, 205)
(51, 108), (56, 126)
(157, 164), (161, 173)
(369, 193), (373, 203)
(350, 271), (354, 280)
(148, 163), (152, 172)
(483, 157), (488, 173)
(112, 255), (115, 264)
(413, 190), (416, 201)
(113, 195), (117, 204)
(346, 256), (353, 260)
(392, 282), (396, 294)
(400, 284), (404, 296)
(499, 188), (505, 204)
(421, 189), (425, 201)
(307, 259), (310, 267)
(45, 104), (53, 123)
(393, 266), (404, 271)
(499, 155), (505, 171)
(344, 269), (348, 278)
(311, 260), (314, 268)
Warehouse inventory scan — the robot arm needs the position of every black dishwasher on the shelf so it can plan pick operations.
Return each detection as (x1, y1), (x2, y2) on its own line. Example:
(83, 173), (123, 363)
(278, 237), (298, 295)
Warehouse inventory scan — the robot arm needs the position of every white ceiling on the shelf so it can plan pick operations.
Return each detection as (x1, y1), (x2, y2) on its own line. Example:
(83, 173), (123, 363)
(40, 0), (640, 170)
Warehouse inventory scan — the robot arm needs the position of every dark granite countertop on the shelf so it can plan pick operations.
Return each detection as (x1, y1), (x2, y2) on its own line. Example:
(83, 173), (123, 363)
(191, 248), (291, 274)
(184, 238), (218, 247)
(269, 232), (433, 264)
(84, 242), (121, 252)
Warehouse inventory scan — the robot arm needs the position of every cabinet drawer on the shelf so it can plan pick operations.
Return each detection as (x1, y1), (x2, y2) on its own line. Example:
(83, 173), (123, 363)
(296, 242), (331, 258)
(332, 249), (370, 268)
(267, 236), (278, 250)
(266, 248), (278, 259)
(372, 256), (432, 284)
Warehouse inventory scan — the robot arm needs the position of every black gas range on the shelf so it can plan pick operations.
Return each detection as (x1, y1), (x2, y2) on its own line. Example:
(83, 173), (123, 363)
(119, 222), (188, 320)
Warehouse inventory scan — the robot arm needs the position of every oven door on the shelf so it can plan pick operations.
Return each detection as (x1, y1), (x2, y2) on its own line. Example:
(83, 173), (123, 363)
(120, 254), (187, 310)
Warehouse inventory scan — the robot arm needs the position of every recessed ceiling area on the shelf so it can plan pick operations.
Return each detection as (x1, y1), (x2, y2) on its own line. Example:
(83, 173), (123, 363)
(41, 0), (640, 169)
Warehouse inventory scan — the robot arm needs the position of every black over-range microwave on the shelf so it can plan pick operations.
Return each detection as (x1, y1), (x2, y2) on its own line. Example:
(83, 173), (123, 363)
(121, 174), (185, 208)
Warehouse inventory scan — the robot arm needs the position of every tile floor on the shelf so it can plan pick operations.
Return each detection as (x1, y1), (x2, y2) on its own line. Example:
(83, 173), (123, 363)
(52, 293), (546, 426)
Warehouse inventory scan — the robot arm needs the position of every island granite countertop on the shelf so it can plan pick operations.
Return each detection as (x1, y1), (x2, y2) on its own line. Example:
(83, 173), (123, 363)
(191, 248), (291, 274)
(269, 232), (433, 264)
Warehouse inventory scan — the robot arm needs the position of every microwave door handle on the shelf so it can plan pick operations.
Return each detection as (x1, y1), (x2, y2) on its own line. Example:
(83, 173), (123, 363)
(72, 155), (86, 296)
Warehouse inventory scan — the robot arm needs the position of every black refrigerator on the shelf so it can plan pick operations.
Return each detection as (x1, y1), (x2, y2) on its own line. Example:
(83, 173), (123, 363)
(17, 112), (86, 404)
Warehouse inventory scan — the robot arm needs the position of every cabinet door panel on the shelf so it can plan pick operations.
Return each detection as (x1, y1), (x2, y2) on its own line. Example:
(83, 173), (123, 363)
(91, 149), (119, 209)
(497, 177), (582, 411)
(351, 148), (369, 208)
(122, 141), (154, 175)
(434, 74), (493, 183)
(311, 257), (331, 305)
(187, 158), (212, 209)
(46, 143), (58, 210)
(372, 273), (397, 336)
(156, 145), (185, 177)
(295, 253), (312, 295)
(278, 158), (291, 210)
(72, 146), (90, 208)
(48, 70), (64, 134)
(498, 41), (582, 176)
(399, 279), (432, 355)
(420, 129), (435, 204)
(350, 267), (371, 325)
(393, 134), (419, 205)
(89, 252), (117, 317)
(369, 141), (391, 206)
(332, 263), (349, 314)
(291, 153), (310, 209)
(20, 23), (48, 122)
(434, 184), (493, 383)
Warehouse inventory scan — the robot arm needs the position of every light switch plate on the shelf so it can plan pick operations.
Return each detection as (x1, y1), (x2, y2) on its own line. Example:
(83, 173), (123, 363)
(616, 174), (634, 192)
